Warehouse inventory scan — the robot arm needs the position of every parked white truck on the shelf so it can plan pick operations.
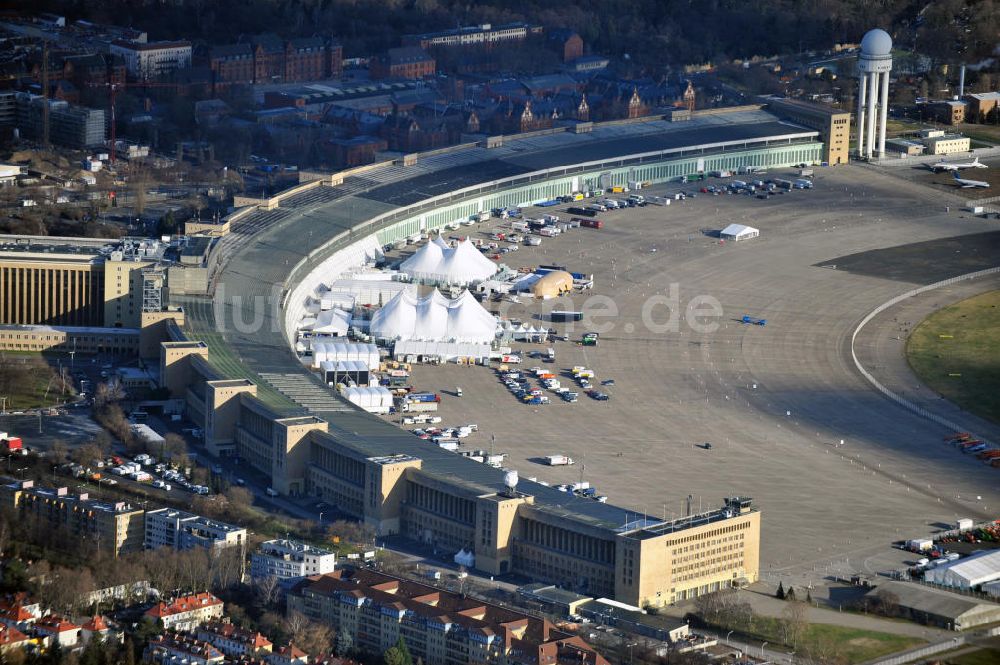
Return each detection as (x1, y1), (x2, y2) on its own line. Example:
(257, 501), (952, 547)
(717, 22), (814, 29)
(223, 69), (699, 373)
(544, 455), (574, 466)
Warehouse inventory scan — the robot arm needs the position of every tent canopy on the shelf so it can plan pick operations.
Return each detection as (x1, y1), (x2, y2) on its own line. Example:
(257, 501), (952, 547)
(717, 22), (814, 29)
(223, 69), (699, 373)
(312, 341), (380, 369)
(371, 288), (497, 344)
(400, 238), (497, 285)
(720, 224), (759, 241)
(312, 308), (352, 335)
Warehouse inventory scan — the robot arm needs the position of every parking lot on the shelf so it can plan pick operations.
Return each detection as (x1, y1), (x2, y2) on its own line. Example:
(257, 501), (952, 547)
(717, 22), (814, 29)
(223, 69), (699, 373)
(378, 164), (1000, 587)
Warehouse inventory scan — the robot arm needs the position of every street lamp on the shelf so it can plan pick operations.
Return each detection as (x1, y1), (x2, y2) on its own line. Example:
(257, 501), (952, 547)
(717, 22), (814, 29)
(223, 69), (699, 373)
(726, 630), (734, 645)
(318, 512), (324, 524)
(761, 642), (767, 659)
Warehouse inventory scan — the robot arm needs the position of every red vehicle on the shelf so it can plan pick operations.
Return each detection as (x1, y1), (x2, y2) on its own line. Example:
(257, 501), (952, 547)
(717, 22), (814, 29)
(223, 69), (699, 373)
(2, 436), (22, 452)
(579, 218), (604, 229)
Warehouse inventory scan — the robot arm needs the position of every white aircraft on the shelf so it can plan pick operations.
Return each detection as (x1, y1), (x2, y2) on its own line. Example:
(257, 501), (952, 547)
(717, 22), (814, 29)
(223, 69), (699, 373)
(952, 172), (990, 189)
(931, 157), (988, 172)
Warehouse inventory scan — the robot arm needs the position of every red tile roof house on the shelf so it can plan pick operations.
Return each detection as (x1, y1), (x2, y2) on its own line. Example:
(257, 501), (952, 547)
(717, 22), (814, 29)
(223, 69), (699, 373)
(34, 614), (81, 648)
(267, 644), (310, 665)
(0, 623), (30, 654)
(145, 592), (224, 631)
(80, 615), (116, 645)
(0, 593), (43, 631)
(195, 620), (272, 656)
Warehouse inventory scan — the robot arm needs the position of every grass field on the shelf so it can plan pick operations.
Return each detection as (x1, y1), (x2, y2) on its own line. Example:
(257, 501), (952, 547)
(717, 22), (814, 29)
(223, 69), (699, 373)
(0, 353), (73, 410)
(945, 648), (1000, 665)
(907, 290), (1000, 425)
(753, 616), (923, 664)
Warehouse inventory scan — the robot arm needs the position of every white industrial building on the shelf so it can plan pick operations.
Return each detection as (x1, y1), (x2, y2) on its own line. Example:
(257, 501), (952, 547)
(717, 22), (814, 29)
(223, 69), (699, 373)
(399, 237), (498, 285)
(370, 289), (497, 343)
(720, 224), (760, 242)
(311, 341), (380, 370)
(341, 385), (394, 413)
(250, 539), (337, 582)
(924, 550), (1000, 590)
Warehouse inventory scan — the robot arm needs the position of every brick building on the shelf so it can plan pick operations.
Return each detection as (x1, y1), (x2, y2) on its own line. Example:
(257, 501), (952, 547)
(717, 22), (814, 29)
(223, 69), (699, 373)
(546, 28), (584, 63)
(370, 47), (436, 80)
(209, 37), (342, 89)
(209, 43), (254, 89)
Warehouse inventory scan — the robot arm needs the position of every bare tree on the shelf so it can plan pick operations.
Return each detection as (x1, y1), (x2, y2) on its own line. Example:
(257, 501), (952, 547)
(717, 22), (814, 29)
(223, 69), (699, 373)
(255, 574), (281, 610)
(781, 600), (809, 649)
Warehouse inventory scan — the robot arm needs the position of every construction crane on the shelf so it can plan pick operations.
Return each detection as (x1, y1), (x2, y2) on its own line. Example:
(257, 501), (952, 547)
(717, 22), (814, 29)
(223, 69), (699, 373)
(88, 79), (181, 164)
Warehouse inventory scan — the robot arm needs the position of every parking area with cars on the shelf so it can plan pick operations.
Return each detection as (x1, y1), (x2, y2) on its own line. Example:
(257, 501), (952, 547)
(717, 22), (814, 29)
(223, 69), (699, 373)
(377, 164), (1000, 584)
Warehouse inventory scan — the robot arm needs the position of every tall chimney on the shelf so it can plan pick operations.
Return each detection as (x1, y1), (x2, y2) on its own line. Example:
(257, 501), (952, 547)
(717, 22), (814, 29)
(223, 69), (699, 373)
(959, 65), (966, 97)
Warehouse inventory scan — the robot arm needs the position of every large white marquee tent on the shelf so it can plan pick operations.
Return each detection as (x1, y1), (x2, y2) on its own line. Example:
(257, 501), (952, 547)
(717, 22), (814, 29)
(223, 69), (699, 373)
(370, 289), (497, 343)
(399, 237), (497, 285)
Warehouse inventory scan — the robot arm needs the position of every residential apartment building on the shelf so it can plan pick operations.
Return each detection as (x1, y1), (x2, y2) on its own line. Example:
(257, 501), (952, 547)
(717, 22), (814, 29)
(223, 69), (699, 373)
(288, 569), (609, 665)
(403, 23), (543, 50)
(145, 593), (224, 631)
(209, 37), (342, 90)
(12, 93), (105, 148)
(0, 480), (144, 557)
(370, 47), (435, 80)
(34, 615), (80, 649)
(109, 39), (192, 80)
(144, 508), (247, 551)
(145, 635), (224, 664)
(195, 621), (272, 657)
(250, 539), (337, 582)
(765, 96), (850, 165)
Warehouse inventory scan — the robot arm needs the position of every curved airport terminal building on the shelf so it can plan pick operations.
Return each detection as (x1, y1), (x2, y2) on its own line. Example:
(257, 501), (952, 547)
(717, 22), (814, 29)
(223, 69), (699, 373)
(159, 108), (826, 606)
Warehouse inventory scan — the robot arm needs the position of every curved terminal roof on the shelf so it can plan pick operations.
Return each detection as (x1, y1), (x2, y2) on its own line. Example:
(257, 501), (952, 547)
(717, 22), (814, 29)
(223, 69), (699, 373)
(181, 109), (815, 529)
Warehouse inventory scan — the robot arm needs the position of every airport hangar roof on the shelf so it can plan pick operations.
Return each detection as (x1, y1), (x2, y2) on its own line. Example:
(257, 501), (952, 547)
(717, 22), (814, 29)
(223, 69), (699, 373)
(187, 112), (816, 533)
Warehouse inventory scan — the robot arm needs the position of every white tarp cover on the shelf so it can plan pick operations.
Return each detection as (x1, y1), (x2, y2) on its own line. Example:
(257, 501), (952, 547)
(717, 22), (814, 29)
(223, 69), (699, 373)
(370, 288), (497, 343)
(924, 550), (1000, 589)
(323, 279), (411, 308)
(311, 308), (352, 335)
(342, 385), (393, 413)
(320, 360), (370, 375)
(720, 224), (760, 241)
(393, 340), (491, 361)
(400, 238), (497, 285)
(312, 341), (380, 369)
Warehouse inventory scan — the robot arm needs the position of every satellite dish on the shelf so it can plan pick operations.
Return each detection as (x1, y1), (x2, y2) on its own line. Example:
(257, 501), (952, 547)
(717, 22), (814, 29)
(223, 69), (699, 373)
(504, 470), (519, 490)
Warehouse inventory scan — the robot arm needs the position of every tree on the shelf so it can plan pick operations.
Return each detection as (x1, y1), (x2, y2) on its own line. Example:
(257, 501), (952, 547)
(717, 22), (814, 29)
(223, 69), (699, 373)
(781, 600), (808, 648)
(47, 439), (70, 465)
(384, 636), (413, 665)
(874, 589), (899, 617)
(335, 630), (354, 657)
(775, 581), (785, 600)
(785, 586), (797, 602)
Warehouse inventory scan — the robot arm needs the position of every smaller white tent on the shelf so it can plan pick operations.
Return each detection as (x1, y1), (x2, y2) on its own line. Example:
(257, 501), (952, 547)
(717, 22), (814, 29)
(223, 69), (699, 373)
(393, 340), (491, 362)
(720, 224), (760, 242)
(342, 385), (394, 414)
(311, 308), (352, 336)
(312, 342), (380, 370)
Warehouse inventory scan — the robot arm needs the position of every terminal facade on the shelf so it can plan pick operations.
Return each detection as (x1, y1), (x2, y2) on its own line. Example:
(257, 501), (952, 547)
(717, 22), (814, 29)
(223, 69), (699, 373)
(3, 115), (828, 605)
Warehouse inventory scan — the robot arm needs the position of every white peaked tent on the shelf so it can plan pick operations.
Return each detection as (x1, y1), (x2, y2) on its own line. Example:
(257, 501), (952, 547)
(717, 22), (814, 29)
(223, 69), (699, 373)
(400, 241), (444, 280)
(370, 288), (497, 343)
(311, 308), (352, 336)
(720, 224), (760, 242)
(400, 238), (497, 285)
(432, 234), (451, 249)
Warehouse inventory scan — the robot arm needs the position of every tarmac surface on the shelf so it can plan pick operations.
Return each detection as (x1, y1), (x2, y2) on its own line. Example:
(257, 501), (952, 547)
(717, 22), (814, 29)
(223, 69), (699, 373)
(392, 165), (1000, 587)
